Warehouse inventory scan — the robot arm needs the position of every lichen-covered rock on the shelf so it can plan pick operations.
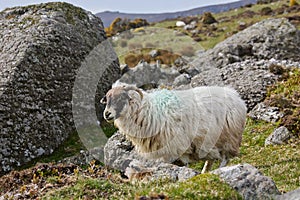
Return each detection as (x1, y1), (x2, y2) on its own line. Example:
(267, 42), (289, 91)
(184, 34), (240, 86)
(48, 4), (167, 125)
(248, 102), (284, 122)
(265, 126), (292, 146)
(104, 132), (199, 181)
(0, 2), (120, 175)
(212, 164), (280, 200)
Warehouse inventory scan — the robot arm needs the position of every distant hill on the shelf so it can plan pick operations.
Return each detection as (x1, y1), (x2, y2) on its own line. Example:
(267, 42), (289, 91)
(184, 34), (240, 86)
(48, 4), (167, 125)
(96, 0), (257, 27)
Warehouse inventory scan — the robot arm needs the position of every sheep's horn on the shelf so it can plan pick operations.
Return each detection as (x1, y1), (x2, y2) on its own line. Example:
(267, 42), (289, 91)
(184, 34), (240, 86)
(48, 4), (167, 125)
(135, 88), (143, 99)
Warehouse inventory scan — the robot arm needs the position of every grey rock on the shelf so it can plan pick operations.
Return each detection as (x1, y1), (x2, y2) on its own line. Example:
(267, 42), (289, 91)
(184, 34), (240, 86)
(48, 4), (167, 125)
(104, 132), (199, 181)
(188, 18), (300, 110)
(118, 62), (180, 88)
(212, 163), (280, 200)
(275, 188), (300, 200)
(184, 23), (196, 30)
(265, 126), (292, 146)
(191, 59), (278, 110)
(248, 102), (284, 122)
(0, 2), (120, 176)
(173, 73), (191, 87)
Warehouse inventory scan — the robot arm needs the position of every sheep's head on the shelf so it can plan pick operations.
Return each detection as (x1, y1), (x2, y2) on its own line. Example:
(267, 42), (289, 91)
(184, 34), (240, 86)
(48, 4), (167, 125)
(101, 84), (143, 123)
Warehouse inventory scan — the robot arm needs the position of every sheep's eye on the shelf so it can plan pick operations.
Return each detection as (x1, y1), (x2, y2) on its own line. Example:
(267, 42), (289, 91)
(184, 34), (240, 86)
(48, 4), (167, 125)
(100, 96), (107, 104)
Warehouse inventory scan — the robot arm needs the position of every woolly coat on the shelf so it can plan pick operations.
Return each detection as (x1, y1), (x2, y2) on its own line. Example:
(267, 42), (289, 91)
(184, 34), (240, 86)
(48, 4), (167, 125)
(113, 86), (247, 164)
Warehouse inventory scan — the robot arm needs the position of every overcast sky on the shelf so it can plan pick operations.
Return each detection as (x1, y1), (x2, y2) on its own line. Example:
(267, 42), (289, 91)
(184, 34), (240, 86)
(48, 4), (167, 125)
(0, 0), (239, 14)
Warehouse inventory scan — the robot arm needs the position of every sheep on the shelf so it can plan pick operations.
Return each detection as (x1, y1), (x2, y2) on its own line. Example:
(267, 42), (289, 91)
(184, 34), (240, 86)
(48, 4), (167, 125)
(101, 83), (247, 173)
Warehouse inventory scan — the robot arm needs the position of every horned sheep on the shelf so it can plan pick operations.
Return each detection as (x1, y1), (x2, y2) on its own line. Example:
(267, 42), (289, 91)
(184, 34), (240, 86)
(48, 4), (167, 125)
(101, 83), (247, 173)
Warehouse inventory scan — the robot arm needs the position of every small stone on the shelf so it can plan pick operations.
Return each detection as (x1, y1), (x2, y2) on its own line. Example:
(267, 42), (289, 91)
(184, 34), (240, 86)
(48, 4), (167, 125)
(149, 49), (159, 58)
(175, 21), (186, 27)
(265, 126), (292, 146)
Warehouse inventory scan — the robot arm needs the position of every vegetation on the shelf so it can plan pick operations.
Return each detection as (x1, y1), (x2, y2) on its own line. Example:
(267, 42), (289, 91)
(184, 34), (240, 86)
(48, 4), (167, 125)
(266, 67), (300, 135)
(155, 0), (300, 49)
(1, 1), (300, 199)
(105, 18), (149, 37)
(108, 1), (300, 68)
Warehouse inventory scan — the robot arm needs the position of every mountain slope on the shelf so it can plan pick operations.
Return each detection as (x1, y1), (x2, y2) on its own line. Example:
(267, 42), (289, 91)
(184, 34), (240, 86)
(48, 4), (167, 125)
(96, 0), (257, 27)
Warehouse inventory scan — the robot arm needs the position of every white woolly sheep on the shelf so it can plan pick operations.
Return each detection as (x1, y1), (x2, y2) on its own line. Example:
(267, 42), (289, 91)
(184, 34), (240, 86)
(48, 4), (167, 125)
(101, 84), (247, 173)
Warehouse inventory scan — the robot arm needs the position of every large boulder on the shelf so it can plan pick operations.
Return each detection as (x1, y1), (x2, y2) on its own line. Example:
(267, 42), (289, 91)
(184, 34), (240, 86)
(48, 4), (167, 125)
(191, 18), (300, 71)
(0, 2), (120, 175)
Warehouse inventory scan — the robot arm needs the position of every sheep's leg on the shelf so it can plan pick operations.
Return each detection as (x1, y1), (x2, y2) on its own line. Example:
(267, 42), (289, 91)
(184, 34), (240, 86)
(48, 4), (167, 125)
(201, 160), (213, 174)
(219, 154), (228, 168)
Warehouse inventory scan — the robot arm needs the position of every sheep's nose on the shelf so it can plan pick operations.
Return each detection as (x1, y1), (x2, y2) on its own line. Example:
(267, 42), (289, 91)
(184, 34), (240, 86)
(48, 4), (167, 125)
(104, 111), (110, 118)
(104, 110), (113, 120)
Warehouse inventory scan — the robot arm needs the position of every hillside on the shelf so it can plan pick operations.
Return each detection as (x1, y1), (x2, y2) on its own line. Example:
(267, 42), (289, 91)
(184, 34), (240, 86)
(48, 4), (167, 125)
(96, 0), (257, 27)
(1, 1), (300, 200)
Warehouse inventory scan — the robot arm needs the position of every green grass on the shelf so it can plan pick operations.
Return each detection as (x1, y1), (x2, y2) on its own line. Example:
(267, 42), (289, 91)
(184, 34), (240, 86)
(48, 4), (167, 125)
(230, 118), (300, 193)
(43, 173), (241, 199)
(44, 178), (117, 199)
(111, 26), (204, 64)
(153, 1), (300, 50)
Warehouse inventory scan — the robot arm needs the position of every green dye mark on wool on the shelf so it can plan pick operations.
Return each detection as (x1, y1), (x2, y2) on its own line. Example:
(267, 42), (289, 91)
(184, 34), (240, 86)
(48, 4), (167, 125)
(149, 89), (181, 112)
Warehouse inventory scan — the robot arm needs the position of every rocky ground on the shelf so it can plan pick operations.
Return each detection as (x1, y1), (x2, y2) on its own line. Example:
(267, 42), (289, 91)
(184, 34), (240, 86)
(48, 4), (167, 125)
(0, 1), (300, 200)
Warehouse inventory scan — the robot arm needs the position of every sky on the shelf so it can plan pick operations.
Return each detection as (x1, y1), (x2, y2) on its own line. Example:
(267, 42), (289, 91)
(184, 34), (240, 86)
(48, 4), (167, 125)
(0, 0), (239, 14)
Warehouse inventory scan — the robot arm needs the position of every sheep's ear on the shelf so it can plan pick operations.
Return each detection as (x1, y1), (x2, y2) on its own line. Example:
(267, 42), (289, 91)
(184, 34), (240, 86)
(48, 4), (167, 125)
(128, 89), (143, 104)
(100, 96), (107, 104)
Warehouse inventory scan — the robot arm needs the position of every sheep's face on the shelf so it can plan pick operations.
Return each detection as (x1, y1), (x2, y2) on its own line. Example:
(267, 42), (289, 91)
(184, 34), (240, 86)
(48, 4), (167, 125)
(101, 86), (142, 123)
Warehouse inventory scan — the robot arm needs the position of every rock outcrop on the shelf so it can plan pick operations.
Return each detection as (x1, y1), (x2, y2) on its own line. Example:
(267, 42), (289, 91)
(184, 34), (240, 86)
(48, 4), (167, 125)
(212, 164), (280, 200)
(0, 2), (120, 175)
(191, 18), (300, 71)
(187, 18), (300, 110)
(104, 132), (199, 181)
